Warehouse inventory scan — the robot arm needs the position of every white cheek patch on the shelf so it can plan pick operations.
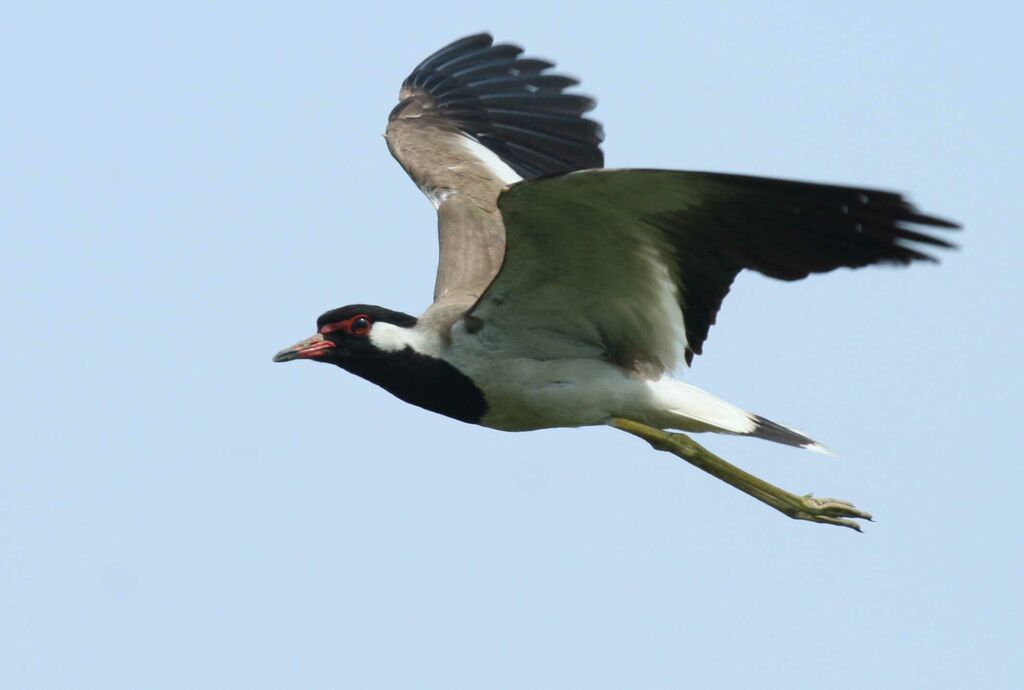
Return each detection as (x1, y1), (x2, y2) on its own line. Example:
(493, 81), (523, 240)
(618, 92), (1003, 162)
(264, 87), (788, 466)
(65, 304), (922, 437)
(369, 323), (441, 357)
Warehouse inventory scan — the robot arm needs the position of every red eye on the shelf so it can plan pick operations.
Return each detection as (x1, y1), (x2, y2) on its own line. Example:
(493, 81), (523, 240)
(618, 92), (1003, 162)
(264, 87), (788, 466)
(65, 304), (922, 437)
(320, 314), (372, 337)
(350, 315), (371, 336)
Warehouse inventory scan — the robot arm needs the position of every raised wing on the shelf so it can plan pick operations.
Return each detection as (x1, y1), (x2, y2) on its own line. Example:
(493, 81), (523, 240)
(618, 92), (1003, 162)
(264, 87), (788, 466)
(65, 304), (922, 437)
(385, 33), (604, 323)
(470, 169), (958, 374)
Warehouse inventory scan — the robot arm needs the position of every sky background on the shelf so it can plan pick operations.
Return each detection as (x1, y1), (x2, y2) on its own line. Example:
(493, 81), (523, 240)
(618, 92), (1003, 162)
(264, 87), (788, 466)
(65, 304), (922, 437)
(2, 1), (1022, 688)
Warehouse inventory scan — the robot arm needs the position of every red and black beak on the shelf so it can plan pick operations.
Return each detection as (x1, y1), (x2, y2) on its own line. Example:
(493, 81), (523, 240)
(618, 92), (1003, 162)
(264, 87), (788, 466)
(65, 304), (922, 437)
(272, 333), (336, 363)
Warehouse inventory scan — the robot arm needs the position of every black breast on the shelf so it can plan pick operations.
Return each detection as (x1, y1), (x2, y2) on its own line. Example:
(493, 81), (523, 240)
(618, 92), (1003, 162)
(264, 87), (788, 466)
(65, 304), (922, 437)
(342, 348), (487, 425)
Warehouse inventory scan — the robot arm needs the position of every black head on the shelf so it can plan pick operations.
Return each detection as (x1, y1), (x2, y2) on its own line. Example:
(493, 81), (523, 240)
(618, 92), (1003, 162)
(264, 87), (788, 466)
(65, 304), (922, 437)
(272, 304), (418, 366)
(272, 303), (486, 424)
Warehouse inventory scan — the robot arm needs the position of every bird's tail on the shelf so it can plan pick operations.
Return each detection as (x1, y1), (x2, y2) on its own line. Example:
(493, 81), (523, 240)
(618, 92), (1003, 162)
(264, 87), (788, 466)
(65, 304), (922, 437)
(645, 379), (834, 455)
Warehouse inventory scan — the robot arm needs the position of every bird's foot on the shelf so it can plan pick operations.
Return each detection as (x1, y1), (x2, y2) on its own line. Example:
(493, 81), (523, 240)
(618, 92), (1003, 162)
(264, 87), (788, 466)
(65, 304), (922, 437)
(608, 418), (873, 531)
(777, 493), (874, 532)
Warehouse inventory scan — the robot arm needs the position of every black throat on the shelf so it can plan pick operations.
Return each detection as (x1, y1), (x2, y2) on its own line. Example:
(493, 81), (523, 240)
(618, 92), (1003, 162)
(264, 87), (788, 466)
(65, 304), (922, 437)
(337, 347), (487, 425)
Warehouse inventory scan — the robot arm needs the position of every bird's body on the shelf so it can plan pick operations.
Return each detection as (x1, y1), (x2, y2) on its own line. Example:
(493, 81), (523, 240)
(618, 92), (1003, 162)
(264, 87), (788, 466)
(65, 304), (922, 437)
(357, 276), (789, 446)
(373, 316), (642, 431)
(274, 33), (956, 465)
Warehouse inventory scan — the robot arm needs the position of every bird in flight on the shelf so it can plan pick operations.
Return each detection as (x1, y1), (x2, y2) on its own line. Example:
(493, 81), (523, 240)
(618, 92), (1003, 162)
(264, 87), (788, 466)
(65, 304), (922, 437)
(274, 33), (956, 522)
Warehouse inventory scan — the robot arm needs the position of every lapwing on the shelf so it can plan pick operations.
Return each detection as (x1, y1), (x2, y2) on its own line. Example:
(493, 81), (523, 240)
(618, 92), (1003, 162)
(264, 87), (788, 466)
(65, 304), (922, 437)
(274, 34), (957, 514)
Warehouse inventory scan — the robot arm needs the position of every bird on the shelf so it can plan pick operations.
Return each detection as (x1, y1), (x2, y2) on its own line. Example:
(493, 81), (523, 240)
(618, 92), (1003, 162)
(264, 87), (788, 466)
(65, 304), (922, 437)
(273, 33), (957, 462)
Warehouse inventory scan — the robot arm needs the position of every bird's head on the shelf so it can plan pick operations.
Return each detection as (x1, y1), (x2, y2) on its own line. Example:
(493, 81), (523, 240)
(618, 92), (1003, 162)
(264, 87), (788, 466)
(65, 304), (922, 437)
(272, 302), (485, 424)
(272, 304), (419, 369)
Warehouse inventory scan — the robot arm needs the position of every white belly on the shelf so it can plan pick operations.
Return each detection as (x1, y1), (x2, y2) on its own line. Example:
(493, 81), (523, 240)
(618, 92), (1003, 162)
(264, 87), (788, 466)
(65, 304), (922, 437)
(441, 319), (683, 432)
(453, 356), (653, 431)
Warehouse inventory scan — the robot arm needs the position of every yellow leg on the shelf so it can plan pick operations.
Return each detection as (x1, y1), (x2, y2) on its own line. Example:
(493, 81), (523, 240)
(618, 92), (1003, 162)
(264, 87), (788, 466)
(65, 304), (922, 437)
(608, 418), (873, 531)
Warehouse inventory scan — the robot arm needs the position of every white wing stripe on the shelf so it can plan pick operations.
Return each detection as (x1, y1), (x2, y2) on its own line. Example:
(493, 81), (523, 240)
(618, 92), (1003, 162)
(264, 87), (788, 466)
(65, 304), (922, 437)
(457, 135), (523, 186)
(638, 239), (689, 367)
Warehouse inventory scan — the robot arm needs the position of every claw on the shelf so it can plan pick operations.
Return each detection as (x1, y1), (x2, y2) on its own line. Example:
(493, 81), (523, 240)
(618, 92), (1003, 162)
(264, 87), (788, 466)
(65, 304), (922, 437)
(787, 496), (873, 531)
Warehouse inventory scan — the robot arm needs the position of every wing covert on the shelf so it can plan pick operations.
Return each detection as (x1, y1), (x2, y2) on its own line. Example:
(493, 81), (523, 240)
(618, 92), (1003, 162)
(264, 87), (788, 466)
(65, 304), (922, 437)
(469, 169), (957, 373)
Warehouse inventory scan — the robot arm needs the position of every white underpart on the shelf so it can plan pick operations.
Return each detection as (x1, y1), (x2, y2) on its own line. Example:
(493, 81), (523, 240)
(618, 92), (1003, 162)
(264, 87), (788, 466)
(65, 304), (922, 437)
(363, 320), (825, 452)
(444, 320), (757, 434)
(456, 135), (523, 186)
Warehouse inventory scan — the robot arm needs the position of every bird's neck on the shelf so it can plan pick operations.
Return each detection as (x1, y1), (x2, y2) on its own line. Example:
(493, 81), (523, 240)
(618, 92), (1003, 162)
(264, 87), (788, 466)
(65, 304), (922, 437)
(340, 344), (487, 425)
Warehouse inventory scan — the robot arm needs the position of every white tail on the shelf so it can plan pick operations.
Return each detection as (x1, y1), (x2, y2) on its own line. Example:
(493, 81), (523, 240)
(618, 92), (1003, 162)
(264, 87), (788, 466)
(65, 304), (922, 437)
(646, 379), (834, 455)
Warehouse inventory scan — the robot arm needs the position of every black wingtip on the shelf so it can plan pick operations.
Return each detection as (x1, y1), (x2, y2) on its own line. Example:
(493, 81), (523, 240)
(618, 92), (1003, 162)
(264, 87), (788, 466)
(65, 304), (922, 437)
(399, 33), (605, 178)
(907, 213), (962, 230)
(410, 33), (494, 75)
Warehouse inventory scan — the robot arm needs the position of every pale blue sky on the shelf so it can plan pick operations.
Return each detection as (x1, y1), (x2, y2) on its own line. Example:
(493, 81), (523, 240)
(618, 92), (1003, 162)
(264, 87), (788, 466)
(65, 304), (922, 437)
(2, 2), (1021, 688)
